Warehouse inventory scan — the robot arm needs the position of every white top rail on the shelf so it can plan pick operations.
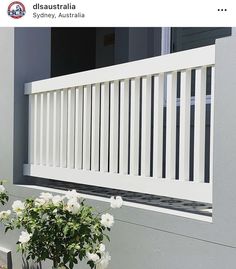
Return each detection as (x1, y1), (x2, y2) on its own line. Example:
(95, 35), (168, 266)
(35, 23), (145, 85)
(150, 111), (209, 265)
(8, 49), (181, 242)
(25, 45), (215, 95)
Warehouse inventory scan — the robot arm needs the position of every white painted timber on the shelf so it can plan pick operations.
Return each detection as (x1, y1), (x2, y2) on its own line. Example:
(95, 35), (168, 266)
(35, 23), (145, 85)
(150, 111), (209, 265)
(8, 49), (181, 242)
(91, 84), (100, 171)
(83, 85), (92, 170)
(194, 67), (207, 182)
(141, 76), (152, 177)
(24, 164), (212, 203)
(109, 81), (119, 173)
(100, 82), (109, 172)
(59, 89), (68, 168)
(74, 87), (83, 170)
(52, 91), (60, 167)
(28, 94), (34, 164)
(25, 45), (215, 95)
(33, 94), (39, 165)
(25, 45), (215, 204)
(46, 92), (53, 166)
(119, 79), (129, 174)
(67, 88), (75, 169)
(153, 74), (164, 178)
(179, 70), (191, 181)
(130, 77), (140, 175)
(166, 72), (177, 179)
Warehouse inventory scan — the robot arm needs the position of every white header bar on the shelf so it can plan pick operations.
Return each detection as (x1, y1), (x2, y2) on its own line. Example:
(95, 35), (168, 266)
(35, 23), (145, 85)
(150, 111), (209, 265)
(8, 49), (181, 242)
(0, 0), (234, 27)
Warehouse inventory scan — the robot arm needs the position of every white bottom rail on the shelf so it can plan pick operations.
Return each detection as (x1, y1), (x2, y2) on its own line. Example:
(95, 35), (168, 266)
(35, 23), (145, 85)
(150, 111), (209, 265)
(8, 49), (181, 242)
(24, 164), (212, 203)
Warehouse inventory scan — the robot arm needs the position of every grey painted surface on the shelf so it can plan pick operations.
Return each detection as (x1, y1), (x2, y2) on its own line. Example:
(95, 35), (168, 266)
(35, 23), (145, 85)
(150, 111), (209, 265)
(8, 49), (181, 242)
(1, 28), (236, 269)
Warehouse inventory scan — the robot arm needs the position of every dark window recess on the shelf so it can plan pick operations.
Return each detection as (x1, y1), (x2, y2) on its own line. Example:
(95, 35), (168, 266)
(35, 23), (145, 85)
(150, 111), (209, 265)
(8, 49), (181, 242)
(51, 27), (97, 77)
(104, 33), (115, 46)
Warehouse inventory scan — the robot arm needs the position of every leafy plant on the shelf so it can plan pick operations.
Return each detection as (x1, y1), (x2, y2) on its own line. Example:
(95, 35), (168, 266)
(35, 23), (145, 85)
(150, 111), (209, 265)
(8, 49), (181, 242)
(0, 190), (123, 269)
(0, 181), (8, 206)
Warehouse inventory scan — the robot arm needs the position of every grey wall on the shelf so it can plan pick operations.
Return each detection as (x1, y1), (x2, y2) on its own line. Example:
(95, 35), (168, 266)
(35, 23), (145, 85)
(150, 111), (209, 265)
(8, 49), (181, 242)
(1, 28), (236, 269)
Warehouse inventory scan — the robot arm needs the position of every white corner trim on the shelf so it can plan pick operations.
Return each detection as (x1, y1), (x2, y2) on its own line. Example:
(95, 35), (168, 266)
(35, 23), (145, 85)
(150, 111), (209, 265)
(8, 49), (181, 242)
(16, 184), (212, 223)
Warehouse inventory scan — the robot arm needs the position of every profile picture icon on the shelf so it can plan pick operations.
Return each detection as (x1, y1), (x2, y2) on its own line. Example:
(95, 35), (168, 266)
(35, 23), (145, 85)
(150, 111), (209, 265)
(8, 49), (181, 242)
(8, 1), (26, 19)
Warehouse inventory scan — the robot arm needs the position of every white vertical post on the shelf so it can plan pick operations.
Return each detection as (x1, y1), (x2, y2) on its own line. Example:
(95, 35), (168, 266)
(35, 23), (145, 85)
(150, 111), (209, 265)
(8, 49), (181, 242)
(83, 85), (92, 170)
(209, 66), (215, 183)
(39, 93), (47, 165)
(130, 78), (140, 175)
(75, 87), (83, 170)
(46, 92), (53, 166)
(141, 76), (152, 177)
(166, 72), (177, 179)
(91, 84), (100, 171)
(119, 79), (129, 174)
(153, 74), (164, 178)
(34, 94), (41, 165)
(52, 91), (61, 167)
(179, 70), (191, 181)
(109, 81), (119, 173)
(67, 88), (75, 169)
(60, 89), (68, 168)
(194, 67), (207, 182)
(100, 82), (109, 172)
(39, 93), (44, 165)
(29, 94), (35, 164)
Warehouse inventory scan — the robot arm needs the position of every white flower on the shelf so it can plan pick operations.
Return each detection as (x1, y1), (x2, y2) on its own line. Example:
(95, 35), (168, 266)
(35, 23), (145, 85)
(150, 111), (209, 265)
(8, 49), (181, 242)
(66, 198), (80, 214)
(52, 195), (63, 206)
(0, 210), (11, 220)
(39, 192), (53, 202)
(110, 196), (123, 209)
(0, 185), (5, 193)
(19, 231), (32, 244)
(65, 190), (81, 200)
(86, 252), (100, 262)
(101, 213), (114, 228)
(96, 252), (111, 269)
(12, 200), (25, 215)
(99, 243), (106, 253)
(34, 198), (46, 207)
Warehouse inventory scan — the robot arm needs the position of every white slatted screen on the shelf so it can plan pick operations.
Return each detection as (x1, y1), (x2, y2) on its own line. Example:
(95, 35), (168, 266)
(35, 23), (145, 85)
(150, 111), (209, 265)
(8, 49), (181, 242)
(25, 45), (215, 203)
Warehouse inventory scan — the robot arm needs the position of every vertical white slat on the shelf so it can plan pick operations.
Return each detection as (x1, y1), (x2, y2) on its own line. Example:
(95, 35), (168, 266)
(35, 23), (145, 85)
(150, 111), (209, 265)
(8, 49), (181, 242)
(34, 94), (41, 165)
(39, 93), (47, 165)
(52, 91), (61, 167)
(83, 85), (92, 170)
(28, 94), (35, 164)
(119, 79), (129, 174)
(46, 92), (53, 166)
(166, 72), (177, 179)
(130, 78), (140, 175)
(179, 70), (191, 181)
(33, 94), (37, 164)
(39, 93), (44, 165)
(209, 66), (215, 183)
(91, 84), (100, 171)
(67, 88), (75, 169)
(194, 67), (207, 182)
(60, 89), (68, 168)
(109, 81), (119, 173)
(153, 74), (164, 178)
(75, 87), (83, 170)
(100, 82), (109, 172)
(141, 76), (152, 177)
